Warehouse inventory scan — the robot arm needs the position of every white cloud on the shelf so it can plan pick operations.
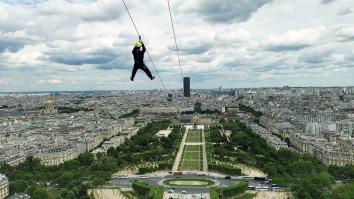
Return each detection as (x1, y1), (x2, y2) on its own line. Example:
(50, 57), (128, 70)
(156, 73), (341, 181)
(336, 27), (354, 41)
(264, 26), (327, 51)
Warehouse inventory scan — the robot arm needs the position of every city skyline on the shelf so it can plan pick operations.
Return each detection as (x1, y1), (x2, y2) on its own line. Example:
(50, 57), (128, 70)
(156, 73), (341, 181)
(0, 0), (354, 91)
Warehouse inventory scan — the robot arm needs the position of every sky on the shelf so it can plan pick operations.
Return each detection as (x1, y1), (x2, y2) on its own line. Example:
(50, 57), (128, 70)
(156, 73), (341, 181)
(0, 0), (354, 91)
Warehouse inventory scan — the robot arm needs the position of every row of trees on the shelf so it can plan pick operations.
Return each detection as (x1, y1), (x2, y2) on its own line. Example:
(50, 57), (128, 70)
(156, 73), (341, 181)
(0, 121), (181, 199)
(238, 104), (262, 117)
(119, 109), (139, 118)
(181, 101), (221, 115)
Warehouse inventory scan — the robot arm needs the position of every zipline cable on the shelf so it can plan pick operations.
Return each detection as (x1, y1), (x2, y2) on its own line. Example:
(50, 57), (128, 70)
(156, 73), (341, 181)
(166, 0), (184, 80)
(121, 0), (167, 90)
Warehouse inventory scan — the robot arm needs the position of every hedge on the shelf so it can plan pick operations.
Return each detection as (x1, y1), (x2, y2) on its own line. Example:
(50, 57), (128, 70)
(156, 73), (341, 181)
(149, 185), (164, 199)
(210, 186), (220, 199)
(132, 181), (151, 197)
(218, 182), (249, 198)
(133, 182), (164, 199)
(208, 163), (241, 176)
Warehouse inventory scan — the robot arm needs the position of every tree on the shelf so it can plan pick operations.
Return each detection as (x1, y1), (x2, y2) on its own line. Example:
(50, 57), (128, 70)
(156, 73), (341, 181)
(107, 147), (115, 158)
(31, 187), (49, 199)
(10, 180), (29, 194)
(194, 101), (202, 113)
(77, 153), (94, 166)
(62, 160), (80, 171)
(330, 182), (354, 199)
(0, 163), (13, 176)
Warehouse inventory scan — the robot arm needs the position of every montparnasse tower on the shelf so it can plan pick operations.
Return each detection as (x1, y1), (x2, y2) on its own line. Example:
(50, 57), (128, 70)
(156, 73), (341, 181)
(41, 96), (58, 115)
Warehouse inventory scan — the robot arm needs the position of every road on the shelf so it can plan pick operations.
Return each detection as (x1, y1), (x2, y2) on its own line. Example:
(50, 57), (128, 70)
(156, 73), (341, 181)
(110, 174), (277, 193)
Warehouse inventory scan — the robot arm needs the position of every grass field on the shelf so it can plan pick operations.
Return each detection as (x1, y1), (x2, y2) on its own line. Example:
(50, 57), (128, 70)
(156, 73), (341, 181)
(179, 144), (203, 171)
(186, 129), (202, 143)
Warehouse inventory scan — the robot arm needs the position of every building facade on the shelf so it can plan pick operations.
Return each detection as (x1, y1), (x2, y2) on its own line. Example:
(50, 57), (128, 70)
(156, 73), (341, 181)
(0, 174), (9, 199)
(183, 77), (191, 97)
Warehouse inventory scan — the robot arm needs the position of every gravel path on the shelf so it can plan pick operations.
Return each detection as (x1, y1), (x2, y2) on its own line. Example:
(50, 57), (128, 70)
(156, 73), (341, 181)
(172, 127), (188, 171)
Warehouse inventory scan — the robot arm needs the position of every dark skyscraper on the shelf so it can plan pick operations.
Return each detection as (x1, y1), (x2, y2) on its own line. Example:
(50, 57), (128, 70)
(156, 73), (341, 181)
(183, 77), (190, 97)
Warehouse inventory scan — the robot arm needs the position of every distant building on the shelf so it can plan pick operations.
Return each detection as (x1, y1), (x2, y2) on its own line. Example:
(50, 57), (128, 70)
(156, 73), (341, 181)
(140, 107), (178, 114)
(183, 77), (191, 97)
(156, 129), (172, 138)
(35, 147), (78, 166)
(336, 119), (354, 137)
(0, 174), (9, 199)
(41, 96), (58, 115)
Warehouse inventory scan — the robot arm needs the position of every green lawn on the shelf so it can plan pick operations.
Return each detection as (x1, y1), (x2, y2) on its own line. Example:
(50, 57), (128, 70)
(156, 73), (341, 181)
(187, 130), (201, 142)
(179, 144), (203, 171)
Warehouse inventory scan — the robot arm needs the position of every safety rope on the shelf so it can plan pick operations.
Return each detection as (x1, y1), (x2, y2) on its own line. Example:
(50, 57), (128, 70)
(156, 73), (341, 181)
(166, 0), (184, 79)
(121, 0), (167, 90)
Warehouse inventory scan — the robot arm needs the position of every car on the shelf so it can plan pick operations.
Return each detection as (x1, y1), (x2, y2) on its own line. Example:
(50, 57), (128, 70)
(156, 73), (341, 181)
(247, 186), (256, 190)
(254, 177), (266, 181)
(138, 175), (148, 179)
(182, 191), (188, 194)
(168, 190), (174, 193)
(224, 176), (231, 179)
(133, 179), (139, 182)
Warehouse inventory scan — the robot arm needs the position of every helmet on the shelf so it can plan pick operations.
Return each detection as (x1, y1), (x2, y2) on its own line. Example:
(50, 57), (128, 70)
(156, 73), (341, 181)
(135, 41), (142, 48)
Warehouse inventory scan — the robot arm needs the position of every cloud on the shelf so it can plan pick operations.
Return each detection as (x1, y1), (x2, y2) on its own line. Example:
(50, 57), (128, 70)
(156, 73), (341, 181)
(336, 27), (354, 41)
(320, 0), (337, 4)
(170, 42), (213, 55)
(264, 26), (327, 51)
(50, 53), (113, 65)
(38, 0), (124, 22)
(0, 38), (27, 53)
(179, 0), (273, 24)
(96, 57), (132, 70)
(298, 50), (331, 64)
(337, 7), (352, 16)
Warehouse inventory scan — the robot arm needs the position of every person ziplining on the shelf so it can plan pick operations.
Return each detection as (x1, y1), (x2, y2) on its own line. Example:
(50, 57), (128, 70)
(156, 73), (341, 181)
(130, 36), (155, 81)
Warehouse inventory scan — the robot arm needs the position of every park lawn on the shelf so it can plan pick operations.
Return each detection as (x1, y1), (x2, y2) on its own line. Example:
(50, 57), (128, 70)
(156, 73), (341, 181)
(187, 130), (201, 142)
(183, 151), (200, 161)
(179, 159), (201, 170)
(184, 145), (200, 152)
(179, 145), (202, 170)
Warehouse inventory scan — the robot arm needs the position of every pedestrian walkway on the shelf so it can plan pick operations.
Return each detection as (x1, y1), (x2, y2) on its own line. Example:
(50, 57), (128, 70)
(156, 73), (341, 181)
(172, 127), (189, 171)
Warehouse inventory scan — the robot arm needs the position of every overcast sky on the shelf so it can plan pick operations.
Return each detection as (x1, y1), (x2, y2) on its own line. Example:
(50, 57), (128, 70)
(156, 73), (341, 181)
(0, 0), (353, 91)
